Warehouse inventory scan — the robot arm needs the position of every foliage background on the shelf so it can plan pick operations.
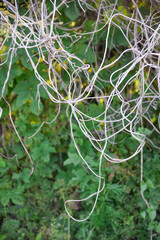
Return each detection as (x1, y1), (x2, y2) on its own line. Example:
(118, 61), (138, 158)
(0, 0), (160, 239)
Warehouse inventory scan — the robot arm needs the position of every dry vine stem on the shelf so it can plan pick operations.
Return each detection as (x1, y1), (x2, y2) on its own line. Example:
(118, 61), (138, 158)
(0, 0), (160, 222)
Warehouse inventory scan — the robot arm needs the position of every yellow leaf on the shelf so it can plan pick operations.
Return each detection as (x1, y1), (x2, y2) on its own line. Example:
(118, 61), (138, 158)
(88, 67), (92, 73)
(99, 98), (104, 104)
(81, 83), (86, 89)
(38, 20), (42, 27)
(55, 63), (62, 73)
(76, 101), (82, 105)
(39, 57), (44, 63)
(134, 78), (141, 92)
(74, 78), (79, 82)
(152, 116), (156, 123)
(100, 122), (104, 127)
(65, 96), (69, 100)
(46, 80), (51, 85)
(3, 10), (9, 16)
(69, 22), (76, 27)
(0, 45), (8, 55)
(128, 89), (134, 95)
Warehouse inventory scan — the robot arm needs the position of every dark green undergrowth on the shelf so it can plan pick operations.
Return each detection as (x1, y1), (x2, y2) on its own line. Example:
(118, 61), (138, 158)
(0, 73), (160, 239)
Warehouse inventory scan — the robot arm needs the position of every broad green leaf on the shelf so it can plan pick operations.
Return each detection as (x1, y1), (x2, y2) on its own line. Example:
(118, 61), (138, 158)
(85, 156), (98, 168)
(40, 141), (56, 153)
(21, 168), (30, 183)
(148, 221), (156, 230)
(11, 193), (24, 205)
(30, 100), (44, 116)
(74, 44), (95, 63)
(146, 179), (154, 189)
(148, 205), (156, 221)
(84, 20), (95, 32)
(14, 144), (26, 159)
(102, 25), (114, 50)
(126, 216), (134, 225)
(140, 181), (147, 192)
(53, 182), (61, 190)
(140, 211), (146, 219)
(32, 140), (56, 162)
(113, 28), (128, 46)
(42, 154), (50, 163)
(138, 127), (152, 136)
(155, 223), (160, 234)
(65, 2), (80, 21)
(12, 173), (20, 181)
(39, 85), (49, 99)
(36, 232), (43, 240)
(13, 81), (31, 107)
(21, 51), (33, 70)
(149, 210), (156, 221)
(64, 153), (80, 166)
(9, 63), (23, 87)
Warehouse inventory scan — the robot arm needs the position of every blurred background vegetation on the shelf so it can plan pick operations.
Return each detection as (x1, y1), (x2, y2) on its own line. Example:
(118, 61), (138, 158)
(0, 0), (160, 239)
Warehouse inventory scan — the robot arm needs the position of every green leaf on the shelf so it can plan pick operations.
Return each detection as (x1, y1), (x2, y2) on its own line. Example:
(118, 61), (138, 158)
(53, 182), (61, 190)
(9, 64), (23, 87)
(40, 141), (56, 154)
(126, 216), (134, 225)
(13, 81), (31, 107)
(146, 179), (154, 189)
(140, 181), (147, 192)
(148, 205), (156, 221)
(12, 173), (20, 181)
(0, 158), (6, 168)
(11, 192), (24, 205)
(0, 191), (10, 206)
(21, 168), (31, 183)
(138, 127), (152, 136)
(0, 234), (7, 240)
(85, 156), (98, 168)
(32, 140), (56, 162)
(155, 223), (160, 234)
(30, 100), (44, 116)
(140, 211), (146, 219)
(36, 232), (43, 240)
(148, 221), (156, 230)
(113, 28), (128, 46)
(64, 153), (80, 166)
(149, 210), (156, 221)
(39, 84), (49, 99)
(84, 20), (94, 32)
(21, 51), (33, 70)
(65, 2), (80, 21)
(14, 144), (26, 159)
(74, 44), (95, 63)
